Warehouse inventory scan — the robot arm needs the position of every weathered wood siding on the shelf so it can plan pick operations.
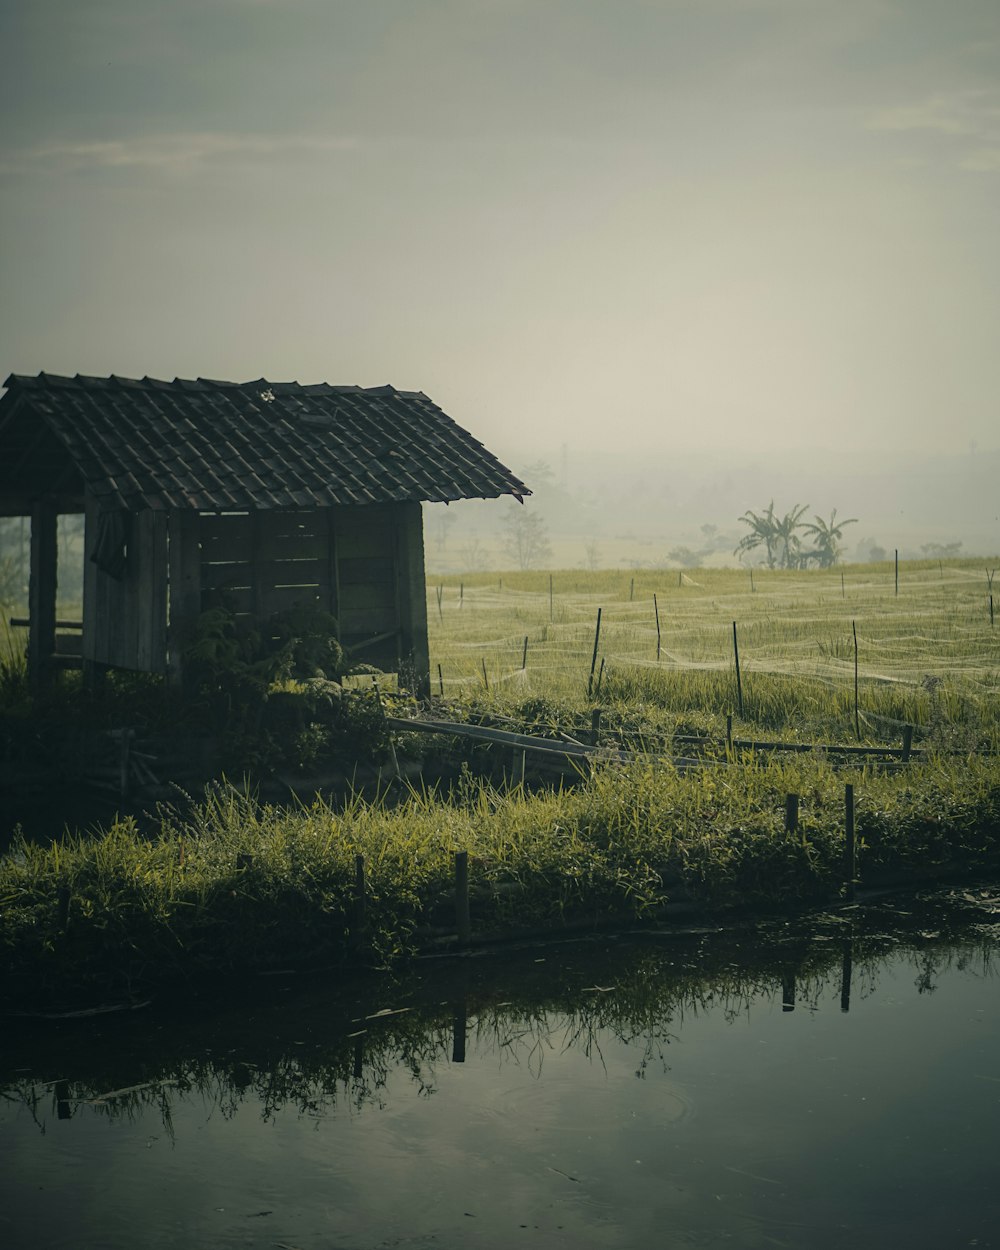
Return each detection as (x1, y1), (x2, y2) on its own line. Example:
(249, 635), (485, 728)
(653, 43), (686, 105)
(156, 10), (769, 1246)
(84, 502), (430, 691)
(83, 498), (168, 672)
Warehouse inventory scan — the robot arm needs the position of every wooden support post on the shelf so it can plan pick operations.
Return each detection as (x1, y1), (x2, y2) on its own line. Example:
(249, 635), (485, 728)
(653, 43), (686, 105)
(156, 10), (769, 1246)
(629, 577), (634, 601)
(785, 793), (799, 834)
(522, 635), (528, 670)
(459, 581), (464, 608)
(352, 853), (366, 950)
(990, 595), (994, 629)
(902, 724), (913, 763)
(454, 850), (471, 945)
(732, 621), (744, 718)
(28, 499), (58, 694)
(480, 657), (489, 690)
(895, 549), (899, 596)
(726, 713), (733, 755)
(749, 568), (755, 593)
(844, 784), (856, 901)
(587, 607), (602, 696)
(438, 663), (445, 697)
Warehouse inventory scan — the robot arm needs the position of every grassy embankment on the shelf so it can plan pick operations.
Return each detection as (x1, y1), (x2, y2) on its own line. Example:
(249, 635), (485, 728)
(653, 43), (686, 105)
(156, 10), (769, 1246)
(2, 559), (999, 1006)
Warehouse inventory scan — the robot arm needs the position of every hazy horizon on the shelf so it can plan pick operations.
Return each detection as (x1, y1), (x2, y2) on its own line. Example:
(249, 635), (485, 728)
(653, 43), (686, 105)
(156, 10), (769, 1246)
(2, 1), (998, 553)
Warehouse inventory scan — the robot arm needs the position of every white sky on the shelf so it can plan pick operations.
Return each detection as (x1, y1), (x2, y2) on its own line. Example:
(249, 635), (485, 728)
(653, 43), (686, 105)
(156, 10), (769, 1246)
(2, 0), (998, 479)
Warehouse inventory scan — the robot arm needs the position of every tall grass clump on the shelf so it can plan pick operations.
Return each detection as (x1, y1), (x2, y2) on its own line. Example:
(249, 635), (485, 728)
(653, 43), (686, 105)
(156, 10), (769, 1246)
(4, 749), (1000, 1008)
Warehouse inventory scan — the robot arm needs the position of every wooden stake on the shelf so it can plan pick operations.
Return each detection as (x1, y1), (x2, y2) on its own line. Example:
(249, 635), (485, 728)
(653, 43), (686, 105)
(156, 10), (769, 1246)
(732, 621), (744, 718)
(521, 635), (528, 670)
(460, 581), (464, 608)
(895, 550), (898, 596)
(595, 656), (605, 697)
(591, 707), (602, 743)
(726, 713), (733, 754)
(629, 577), (634, 601)
(852, 620), (860, 740)
(844, 784), (856, 901)
(481, 657), (489, 690)
(352, 854), (366, 950)
(438, 663), (444, 697)
(587, 608), (603, 696)
(991, 594), (995, 629)
(749, 568), (754, 593)
(654, 593), (661, 661)
(454, 850), (471, 945)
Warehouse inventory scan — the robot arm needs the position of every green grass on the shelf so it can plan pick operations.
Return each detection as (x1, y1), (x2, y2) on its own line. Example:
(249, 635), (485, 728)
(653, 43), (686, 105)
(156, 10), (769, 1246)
(2, 557), (999, 1008)
(427, 560), (1000, 748)
(3, 748), (999, 1007)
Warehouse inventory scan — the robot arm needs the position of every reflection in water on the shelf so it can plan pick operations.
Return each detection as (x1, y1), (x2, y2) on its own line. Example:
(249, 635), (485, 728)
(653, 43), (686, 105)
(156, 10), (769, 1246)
(4, 887), (997, 1132)
(2, 885), (999, 1249)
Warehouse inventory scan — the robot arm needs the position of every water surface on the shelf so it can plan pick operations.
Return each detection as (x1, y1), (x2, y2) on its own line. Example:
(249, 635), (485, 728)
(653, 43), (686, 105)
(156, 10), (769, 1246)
(2, 888), (998, 1249)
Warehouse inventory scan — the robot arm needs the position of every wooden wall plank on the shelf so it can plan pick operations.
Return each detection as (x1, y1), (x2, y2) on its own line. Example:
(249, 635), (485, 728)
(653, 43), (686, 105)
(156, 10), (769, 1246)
(395, 500), (430, 696)
(168, 510), (201, 682)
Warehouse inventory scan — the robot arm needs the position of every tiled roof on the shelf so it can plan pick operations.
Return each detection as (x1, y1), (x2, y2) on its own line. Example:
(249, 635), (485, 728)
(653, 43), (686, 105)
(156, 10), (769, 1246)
(0, 373), (529, 512)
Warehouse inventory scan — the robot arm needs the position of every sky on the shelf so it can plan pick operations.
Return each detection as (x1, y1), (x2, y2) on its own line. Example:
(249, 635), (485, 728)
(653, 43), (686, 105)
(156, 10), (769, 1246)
(2, 0), (998, 536)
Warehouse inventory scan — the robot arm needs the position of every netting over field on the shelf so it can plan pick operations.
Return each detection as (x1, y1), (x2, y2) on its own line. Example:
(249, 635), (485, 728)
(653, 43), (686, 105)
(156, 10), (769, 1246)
(427, 562), (1000, 739)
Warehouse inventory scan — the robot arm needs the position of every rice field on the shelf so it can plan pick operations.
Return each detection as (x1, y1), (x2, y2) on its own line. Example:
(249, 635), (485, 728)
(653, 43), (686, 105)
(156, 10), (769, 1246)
(427, 559), (1000, 746)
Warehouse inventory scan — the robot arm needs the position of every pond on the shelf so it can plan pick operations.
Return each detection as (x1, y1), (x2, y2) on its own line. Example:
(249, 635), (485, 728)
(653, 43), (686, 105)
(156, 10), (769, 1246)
(2, 886), (999, 1249)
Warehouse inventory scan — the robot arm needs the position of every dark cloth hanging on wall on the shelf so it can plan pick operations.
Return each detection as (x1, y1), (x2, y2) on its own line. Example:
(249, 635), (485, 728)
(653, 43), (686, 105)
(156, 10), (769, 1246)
(90, 509), (131, 580)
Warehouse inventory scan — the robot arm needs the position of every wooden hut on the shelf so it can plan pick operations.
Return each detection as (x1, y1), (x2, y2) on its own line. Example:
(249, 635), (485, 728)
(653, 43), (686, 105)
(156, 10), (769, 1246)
(0, 373), (528, 695)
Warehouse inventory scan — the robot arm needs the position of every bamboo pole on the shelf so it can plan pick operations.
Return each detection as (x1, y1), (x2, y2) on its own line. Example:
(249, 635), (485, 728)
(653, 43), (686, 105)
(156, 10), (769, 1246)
(844, 784), (856, 901)
(587, 607), (602, 696)
(654, 594), (661, 661)
(853, 620), (860, 740)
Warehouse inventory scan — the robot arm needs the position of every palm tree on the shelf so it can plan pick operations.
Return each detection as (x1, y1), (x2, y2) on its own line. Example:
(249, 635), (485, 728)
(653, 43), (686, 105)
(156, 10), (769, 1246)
(801, 510), (857, 568)
(774, 503), (810, 569)
(734, 501), (779, 568)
